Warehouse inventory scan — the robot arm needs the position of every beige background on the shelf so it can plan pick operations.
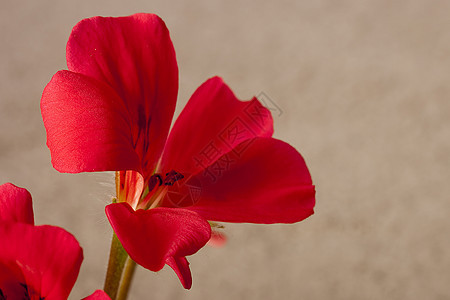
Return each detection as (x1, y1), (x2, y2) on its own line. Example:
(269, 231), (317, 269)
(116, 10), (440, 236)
(1, 0), (449, 299)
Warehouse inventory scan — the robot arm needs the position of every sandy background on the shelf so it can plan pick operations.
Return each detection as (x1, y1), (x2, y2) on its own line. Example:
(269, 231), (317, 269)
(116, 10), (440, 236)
(1, 0), (449, 299)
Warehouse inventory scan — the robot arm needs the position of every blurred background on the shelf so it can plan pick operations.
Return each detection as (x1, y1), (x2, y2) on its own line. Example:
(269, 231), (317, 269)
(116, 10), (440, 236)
(1, 0), (449, 299)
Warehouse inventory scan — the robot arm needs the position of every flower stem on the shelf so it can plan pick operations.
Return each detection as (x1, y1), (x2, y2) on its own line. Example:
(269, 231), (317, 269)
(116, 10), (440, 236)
(103, 233), (129, 299)
(116, 257), (137, 300)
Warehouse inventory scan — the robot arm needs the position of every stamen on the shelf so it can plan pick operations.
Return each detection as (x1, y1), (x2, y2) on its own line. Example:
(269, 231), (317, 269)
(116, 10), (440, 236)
(142, 170), (185, 210)
(147, 174), (163, 192)
(163, 170), (184, 186)
(148, 186), (168, 210)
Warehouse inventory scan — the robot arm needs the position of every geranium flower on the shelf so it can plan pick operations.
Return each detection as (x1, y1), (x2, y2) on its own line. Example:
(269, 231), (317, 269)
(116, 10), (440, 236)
(0, 183), (110, 300)
(41, 13), (315, 289)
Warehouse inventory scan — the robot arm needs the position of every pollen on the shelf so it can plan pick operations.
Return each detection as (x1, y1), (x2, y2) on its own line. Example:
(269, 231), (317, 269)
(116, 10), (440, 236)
(147, 170), (184, 192)
(140, 170), (185, 210)
(163, 170), (184, 186)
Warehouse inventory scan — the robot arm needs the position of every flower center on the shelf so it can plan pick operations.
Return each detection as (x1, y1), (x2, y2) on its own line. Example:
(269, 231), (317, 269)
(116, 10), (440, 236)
(138, 170), (184, 209)
(148, 170), (184, 190)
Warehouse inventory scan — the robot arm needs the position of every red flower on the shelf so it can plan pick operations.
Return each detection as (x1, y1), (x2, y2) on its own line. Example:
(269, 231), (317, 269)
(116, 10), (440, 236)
(0, 183), (110, 300)
(41, 14), (315, 289)
(83, 290), (111, 300)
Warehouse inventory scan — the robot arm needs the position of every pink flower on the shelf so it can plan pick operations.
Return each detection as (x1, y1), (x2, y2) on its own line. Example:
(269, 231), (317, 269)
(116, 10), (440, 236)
(41, 13), (315, 289)
(0, 183), (110, 300)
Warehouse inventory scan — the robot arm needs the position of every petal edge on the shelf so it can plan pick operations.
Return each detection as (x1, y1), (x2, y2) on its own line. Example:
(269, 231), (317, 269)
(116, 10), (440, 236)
(0, 183), (34, 225)
(41, 70), (142, 174)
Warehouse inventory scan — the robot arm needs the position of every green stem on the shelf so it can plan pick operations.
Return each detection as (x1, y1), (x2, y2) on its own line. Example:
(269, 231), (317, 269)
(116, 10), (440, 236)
(116, 258), (137, 300)
(103, 233), (129, 300)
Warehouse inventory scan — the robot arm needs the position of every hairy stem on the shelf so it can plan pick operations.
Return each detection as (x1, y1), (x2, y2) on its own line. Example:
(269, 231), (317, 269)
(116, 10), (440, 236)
(103, 233), (129, 299)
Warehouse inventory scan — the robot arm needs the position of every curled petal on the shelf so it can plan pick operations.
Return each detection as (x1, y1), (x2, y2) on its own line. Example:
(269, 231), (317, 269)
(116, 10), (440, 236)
(0, 183), (34, 225)
(183, 138), (315, 223)
(160, 77), (273, 175)
(166, 256), (192, 289)
(41, 70), (141, 174)
(0, 223), (83, 299)
(67, 13), (178, 178)
(105, 203), (211, 277)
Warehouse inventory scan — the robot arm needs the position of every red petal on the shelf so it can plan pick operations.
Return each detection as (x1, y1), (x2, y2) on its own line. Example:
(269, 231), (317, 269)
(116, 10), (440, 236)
(184, 138), (316, 223)
(0, 263), (26, 299)
(41, 70), (142, 174)
(0, 223), (83, 299)
(0, 183), (34, 225)
(105, 203), (211, 273)
(166, 256), (192, 289)
(82, 290), (111, 300)
(67, 14), (178, 178)
(160, 77), (273, 176)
